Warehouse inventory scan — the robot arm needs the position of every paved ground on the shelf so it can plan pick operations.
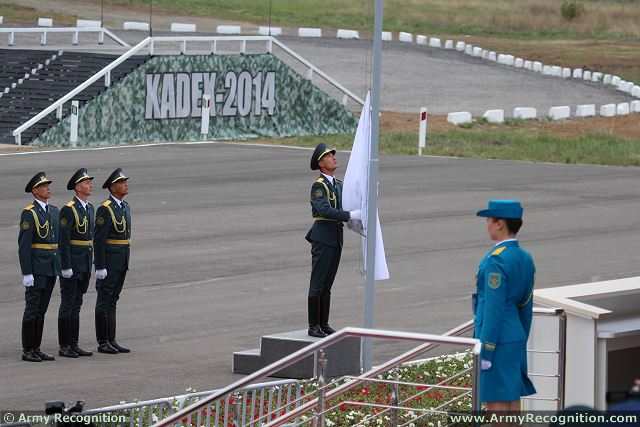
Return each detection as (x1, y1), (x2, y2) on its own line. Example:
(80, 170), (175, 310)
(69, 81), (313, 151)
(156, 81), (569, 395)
(1, 143), (640, 409)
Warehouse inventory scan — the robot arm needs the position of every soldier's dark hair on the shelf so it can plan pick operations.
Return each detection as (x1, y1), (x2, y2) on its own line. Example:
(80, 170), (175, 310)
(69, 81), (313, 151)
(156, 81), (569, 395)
(502, 218), (523, 235)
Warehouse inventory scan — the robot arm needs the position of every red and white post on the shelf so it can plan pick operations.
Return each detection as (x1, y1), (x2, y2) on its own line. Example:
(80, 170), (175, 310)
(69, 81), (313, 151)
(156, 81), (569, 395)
(418, 107), (428, 156)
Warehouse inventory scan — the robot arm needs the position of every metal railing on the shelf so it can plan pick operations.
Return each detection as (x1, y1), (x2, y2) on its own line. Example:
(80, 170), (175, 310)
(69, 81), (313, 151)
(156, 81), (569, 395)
(151, 327), (482, 427)
(0, 26), (129, 48)
(11, 35), (364, 145)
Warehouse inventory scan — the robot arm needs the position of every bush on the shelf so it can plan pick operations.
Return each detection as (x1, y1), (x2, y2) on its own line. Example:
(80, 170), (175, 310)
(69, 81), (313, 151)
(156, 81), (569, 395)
(561, 1), (584, 21)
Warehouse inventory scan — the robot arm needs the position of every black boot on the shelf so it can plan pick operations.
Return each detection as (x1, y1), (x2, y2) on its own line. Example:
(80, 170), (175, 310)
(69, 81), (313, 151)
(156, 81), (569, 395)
(320, 293), (336, 335)
(58, 318), (78, 358)
(96, 311), (118, 354)
(108, 310), (130, 353)
(307, 297), (327, 338)
(22, 320), (41, 362)
(34, 318), (55, 361)
(70, 316), (92, 356)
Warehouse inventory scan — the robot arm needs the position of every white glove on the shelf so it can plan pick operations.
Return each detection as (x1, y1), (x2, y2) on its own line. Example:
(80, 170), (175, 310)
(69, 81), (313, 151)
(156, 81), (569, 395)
(96, 269), (107, 280)
(61, 269), (73, 279)
(481, 359), (492, 370)
(349, 210), (362, 221)
(23, 274), (34, 287)
(347, 219), (365, 236)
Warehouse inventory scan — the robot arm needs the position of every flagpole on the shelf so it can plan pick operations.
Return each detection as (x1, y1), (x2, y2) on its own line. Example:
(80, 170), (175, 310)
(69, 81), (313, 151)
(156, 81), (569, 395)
(362, 0), (383, 371)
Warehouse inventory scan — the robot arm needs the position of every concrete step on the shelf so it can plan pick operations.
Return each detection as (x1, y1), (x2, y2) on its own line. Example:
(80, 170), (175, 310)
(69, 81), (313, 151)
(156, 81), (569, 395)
(233, 329), (361, 379)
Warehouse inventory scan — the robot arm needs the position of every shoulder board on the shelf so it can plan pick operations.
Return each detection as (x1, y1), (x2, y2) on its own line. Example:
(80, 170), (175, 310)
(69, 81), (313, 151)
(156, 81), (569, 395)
(102, 200), (112, 207)
(491, 246), (507, 256)
(23, 204), (34, 211)
(315, 177), (325, 183)
(66, 201), (75, 207)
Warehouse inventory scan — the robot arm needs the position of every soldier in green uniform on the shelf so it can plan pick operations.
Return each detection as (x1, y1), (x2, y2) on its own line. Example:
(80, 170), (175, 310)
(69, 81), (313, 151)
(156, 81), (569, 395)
(18, 172), (60, 362)
(94, 168), (131, 354)
(58, 168), (95, 358)
(305, 144), (361, 338)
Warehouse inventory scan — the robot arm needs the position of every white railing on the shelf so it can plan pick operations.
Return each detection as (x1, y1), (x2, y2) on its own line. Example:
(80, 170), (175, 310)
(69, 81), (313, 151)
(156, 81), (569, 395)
(11, 35), (364, 145)
(0, 26), (130, 48)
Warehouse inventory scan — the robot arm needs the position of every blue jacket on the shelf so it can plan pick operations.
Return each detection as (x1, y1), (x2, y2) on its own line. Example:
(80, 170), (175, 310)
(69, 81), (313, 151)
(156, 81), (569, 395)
(473, 240), (535, 362)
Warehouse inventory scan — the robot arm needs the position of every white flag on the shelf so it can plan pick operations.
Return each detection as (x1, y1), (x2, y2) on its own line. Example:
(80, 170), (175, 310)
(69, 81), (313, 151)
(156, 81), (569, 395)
(343, 92), (390, 281)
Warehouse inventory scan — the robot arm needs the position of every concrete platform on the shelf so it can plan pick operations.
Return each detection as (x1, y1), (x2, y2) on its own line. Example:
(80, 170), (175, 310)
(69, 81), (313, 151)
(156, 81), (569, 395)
(233, 330), (361, 379)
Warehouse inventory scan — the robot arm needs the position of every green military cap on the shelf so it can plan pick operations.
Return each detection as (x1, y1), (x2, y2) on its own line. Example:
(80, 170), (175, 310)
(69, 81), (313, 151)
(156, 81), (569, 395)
(310, 143), (336, 171)
(67, 168), (94, 190)
(102, 168), (128, 189)
(25, 171), (52, 193)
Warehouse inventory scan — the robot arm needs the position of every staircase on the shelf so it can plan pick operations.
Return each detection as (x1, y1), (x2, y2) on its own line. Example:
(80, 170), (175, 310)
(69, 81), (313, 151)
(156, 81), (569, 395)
(0, 49), (148, 145)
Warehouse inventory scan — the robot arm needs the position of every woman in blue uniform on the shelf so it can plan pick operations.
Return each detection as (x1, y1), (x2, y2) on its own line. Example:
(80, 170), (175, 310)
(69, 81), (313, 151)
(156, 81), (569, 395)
(473, 200), (536, 412)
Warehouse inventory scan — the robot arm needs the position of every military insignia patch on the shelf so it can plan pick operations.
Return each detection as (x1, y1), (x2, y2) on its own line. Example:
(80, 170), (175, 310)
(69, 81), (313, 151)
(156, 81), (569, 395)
(96, 216), (105, 225)
(60, 217), (68, 226)
(21, 221), (30, 230)
(488, 272), (502, 289)
(313, 189), (324, 199)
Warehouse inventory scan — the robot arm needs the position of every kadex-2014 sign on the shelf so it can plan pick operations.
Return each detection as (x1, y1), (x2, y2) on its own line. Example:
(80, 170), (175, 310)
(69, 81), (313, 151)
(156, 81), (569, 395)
(145, 71), (276, 119)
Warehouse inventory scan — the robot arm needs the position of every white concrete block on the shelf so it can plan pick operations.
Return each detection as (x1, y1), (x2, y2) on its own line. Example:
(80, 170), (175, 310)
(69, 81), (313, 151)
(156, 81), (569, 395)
(465, 45), (473, 55)
(38, 17), (53, 27)
(455, 41), (466, 51)
(624, 82), (635, 93)
(583, 71), (592, 81)
(533, 61), (543, 72)
(616, 80), (627, 91)
(617, 102), (630, 115)
(498, 54), (508, 64)
(171, 22), (196, 32)
(399, 32), (413, 43)
(445, 40), (454, 49)
(76, 19), (101, 28)
(382, 31), (393, 41)
(591, 72), (603, 82)
(524, 60), (533, 70)
(298, 27), (322, 37)
(483, 109), (505, 124)
(473, 47), (483, 57)
(217, 25), (241, 34)
(572, 68), (583, 79)
(551, 66), (562, 77)
(447, 112), (473, 125)
(548, 106), (571, 120)
(488, 51), (497, 62)
(429, 37), (442, 48)
(416, 35), (427, 45)
(611, 76), (621, 86)
(562, 68), (571, 79)
(513, 107), (537, 120)
(0, 16), (3, 25)
(482, 50), (489, 59)
(575, 104), (596, 118)
(336, 29), (359, 39)
(603, 74), (612, 85)
(542, 65), (553, 76)
(258, 26), (283, 36)
(599, 104), (616, 117)
(631, 100), (640, 113)
(632, 85), (640, 98)
(506, 55), (515, 66)
(123, 21), (150, 31)
(515, 58), (524, 68)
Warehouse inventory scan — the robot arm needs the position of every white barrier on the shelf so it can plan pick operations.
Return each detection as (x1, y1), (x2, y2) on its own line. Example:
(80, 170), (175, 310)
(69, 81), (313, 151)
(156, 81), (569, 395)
(0, 16), (3, 25)
(600, 104), (616, 117)
(524, 60), (533, 70)
(583, 71), (592, 81)
(444, 39), (454, 49)
(603, 74), (612, 85)
(123, 21), (149, 31)
(336, 29), (359, 39)
(548, 106), (571, 121)
(515, 58), (524, 68)
(429, 37), (441, 48)
(591, 72), (603, 82)
(482, 50), (489, 59)
(416, 35), (427, 45)
(382, 31), (392, 41)
(418, 107), (428, 155)
(632, 86), (640, 98)
(617, 103), (630, 115)
(562, 68), (571, 79)
(171, 23), (196, 32)
(498, 54), (507, 64)
(473, 47), (483, 57)
(533, 61), (543, 72)
(483, 109), (505, 124)
(217, 25), (242, 35)
(572, 68), (583, 79)
(447, 111), (472, 125)
(298, 27), (322, 37)
(542, 65), (553, 76)
(611, 76), (621, 86)
(575, 104), (596, 118)
(488, 51), (497, 61)
(77, 19), (101, 28)
(258, 26), (282, 36)
(38, 18), (53, 27)
(551, 66), (562, 77)
(513, 107), (537, 120)
(455, 41), (465, 51)
(398, 32), (413, 43)
(631, 101), (640, 113)
(623, 82), (634, 94)
(465, 45), (473, 55)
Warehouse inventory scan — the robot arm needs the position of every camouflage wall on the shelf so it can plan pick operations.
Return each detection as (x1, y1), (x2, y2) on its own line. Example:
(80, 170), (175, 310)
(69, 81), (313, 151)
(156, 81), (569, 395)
(33, 54), (357, 147)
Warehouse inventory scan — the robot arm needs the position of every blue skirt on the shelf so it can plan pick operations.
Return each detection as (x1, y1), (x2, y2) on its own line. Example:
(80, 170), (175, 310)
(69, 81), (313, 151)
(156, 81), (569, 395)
(480, 341), (536, 402)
